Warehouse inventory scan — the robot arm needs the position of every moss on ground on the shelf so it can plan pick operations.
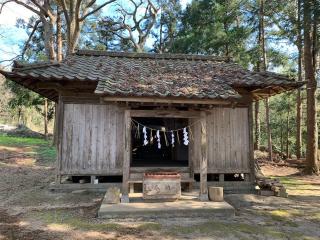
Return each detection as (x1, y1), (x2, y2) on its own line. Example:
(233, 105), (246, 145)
(28, 210), (161, 234)
(163, 220), (309, 239)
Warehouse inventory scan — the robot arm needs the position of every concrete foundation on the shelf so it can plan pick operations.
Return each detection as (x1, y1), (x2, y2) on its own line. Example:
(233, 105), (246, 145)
(98, 191), (235, 219)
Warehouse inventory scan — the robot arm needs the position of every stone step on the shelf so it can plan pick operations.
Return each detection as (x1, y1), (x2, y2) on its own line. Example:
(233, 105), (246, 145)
(98, 200), (235, 219)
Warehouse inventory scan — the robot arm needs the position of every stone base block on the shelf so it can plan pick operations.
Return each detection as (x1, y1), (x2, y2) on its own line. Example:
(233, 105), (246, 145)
(259, 190), (275, 196)
(143, 172), (181, 200)
(103, 187), (120, 204)
(209, 187), (224, 202)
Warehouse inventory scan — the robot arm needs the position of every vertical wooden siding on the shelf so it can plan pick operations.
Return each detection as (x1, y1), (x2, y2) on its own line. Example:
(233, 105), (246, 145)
(60, 103), (124, 174)
(191, 108), (250, 173)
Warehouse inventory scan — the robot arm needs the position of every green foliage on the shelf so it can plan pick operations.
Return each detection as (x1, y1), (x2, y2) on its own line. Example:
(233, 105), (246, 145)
(0, 134), (56, 163)
(0, 134), (48, 146)
(5, 80), (37, 110)
(269, 93), (301, 156)
(172, 0), (251, 65)
(152, 0), (182, 52)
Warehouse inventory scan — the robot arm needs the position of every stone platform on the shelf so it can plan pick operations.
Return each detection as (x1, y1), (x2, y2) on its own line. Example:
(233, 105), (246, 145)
(98, 191), (235, 219)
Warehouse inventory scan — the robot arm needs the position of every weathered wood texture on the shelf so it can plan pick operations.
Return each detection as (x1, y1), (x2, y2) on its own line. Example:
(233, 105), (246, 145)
(59, 104), (250, 176)
(122, 109), (131, 200)
(190, 107), (250, 173)
(199, 112), (208, 199)
(60, 103), (124, 175)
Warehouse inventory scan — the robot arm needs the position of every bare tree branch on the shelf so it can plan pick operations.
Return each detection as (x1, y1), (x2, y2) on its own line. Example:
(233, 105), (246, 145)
(30, 0), (54, 19)
(0, 0), (13, 14)
(105, 0), (159, 52)
(0, 0), (41, 16)
(0, 55), (20, 64)
(79, 0), (116, 21)
(21, 19), (41, 59)
(85, 0), (97, 9)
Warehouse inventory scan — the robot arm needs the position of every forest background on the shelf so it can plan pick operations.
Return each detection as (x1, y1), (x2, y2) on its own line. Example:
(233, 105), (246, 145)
(0, 0), (319, 173)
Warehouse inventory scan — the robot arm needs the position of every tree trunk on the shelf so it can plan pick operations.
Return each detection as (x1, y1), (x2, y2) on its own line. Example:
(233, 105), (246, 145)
(52, 103), (58, 147)
(67, 15), (82, 55)
(44, 98), (48, 140)
(41, 16), (56, 61)
(296, 89), (302, 159)
(304, 0), (319, 174)
(296, 0), (302, 159)
(223, 22), (230, 57)
(265, 98), (272, 161)
(280, 118), (283, 154)
(286, 108), (290, 159)
(254, 101), (260, 150)
(159, 8), (163, 53)
(258, 0), (272, 160)
(18, 108), (22, 124)
(56, 6), (63, 62)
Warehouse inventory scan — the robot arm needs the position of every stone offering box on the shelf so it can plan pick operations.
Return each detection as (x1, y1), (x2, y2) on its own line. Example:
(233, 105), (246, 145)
(143, 172), (181, 201)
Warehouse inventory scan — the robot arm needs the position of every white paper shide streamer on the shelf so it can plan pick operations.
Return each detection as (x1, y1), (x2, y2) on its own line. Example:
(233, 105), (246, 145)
(171, 131), (175, 147)
(143, 126), (148, 146)
(156, 130), (161, 149)
(183, 127), (189, 145)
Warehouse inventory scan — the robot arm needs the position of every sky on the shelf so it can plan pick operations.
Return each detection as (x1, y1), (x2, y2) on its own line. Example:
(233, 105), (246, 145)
(0, 0), (191, 67)
(0, 3), (35, 65)
(0, 0), (295, 72)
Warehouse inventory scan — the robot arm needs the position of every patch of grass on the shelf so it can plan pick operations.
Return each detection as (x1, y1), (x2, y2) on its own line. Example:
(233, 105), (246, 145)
(28, 210), (161, 234)
(29, 210), (123, 231)
(309, 212), (320, 224)
(0, 134), (47, 146)
(37, 145), (56, 162)
(257, 209), (301, 227)
(270, 210), (291, 221)
(165, 220), (306, 239)
(166, 221), (231, 237)
(301, 237), (320, 240)
(270, 176), (320, 195)
(137, 222), (162, 231)
(0, 134), (56, 165)
(28, 210), (319, 239)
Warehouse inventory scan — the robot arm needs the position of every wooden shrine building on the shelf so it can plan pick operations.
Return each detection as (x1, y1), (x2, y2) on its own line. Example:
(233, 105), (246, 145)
(0, 50), (303, 201)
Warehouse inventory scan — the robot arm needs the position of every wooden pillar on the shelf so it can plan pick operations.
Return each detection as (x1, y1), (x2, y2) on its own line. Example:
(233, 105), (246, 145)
(248, 103), (255, 182)
(55, 95), (64, 185)
(90, 176), (96, 184)
(129, 183), (134, 193)
(199, 111), (208, 201)
(121, 109), (131, 203)
(188, 119), (194, 192)
(219, 174), (224, 182)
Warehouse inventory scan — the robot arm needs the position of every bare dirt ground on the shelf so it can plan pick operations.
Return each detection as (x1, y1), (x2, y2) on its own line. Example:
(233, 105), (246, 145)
(0, 137), (319, 240)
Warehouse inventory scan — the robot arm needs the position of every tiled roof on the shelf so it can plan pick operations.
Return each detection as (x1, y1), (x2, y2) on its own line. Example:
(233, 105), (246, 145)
(0, 50), (304, 100)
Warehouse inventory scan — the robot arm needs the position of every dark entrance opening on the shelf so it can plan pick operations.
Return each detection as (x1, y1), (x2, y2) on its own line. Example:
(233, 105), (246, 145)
(131, 117), (189, 167)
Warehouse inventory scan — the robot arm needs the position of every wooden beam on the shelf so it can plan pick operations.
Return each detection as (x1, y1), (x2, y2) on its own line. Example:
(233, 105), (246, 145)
(36, 82), (63, 89)
(102, 96), (231, 105)
(121, 109), (131, 203)
(199, 111), (208, 201)
(192, 169), (251, 174)
(130, 110), (201, 118)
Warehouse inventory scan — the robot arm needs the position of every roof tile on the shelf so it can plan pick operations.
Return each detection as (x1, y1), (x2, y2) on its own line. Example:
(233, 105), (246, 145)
(1, 50), (304, 100)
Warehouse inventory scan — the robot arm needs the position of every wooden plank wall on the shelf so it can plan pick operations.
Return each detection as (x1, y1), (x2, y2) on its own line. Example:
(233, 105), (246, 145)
(60, 103), (124, 175)
(191, 107), (250, 173)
